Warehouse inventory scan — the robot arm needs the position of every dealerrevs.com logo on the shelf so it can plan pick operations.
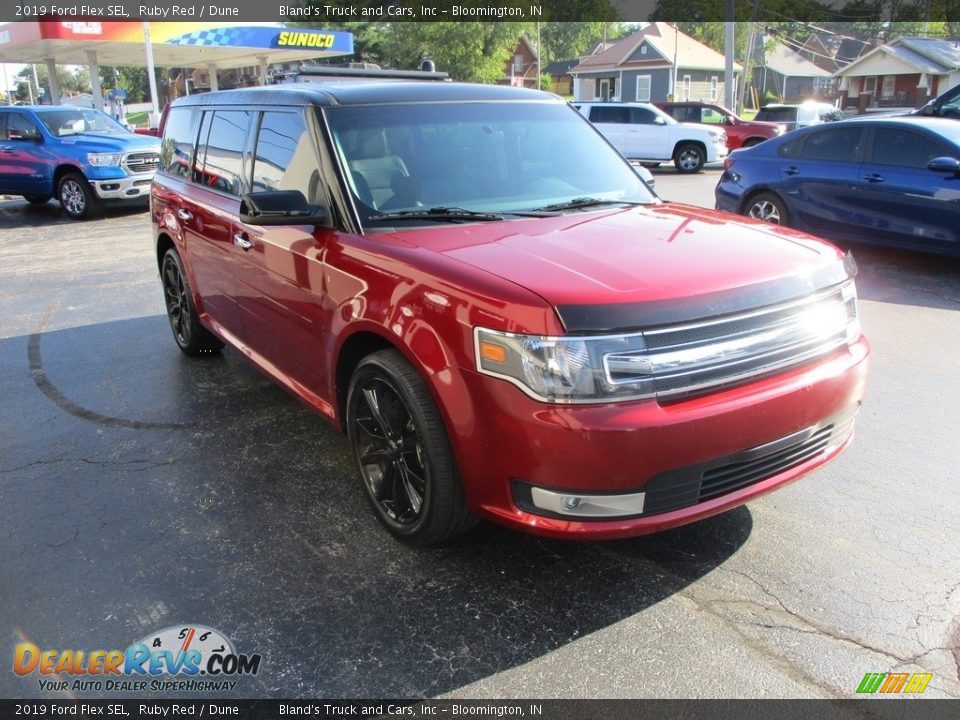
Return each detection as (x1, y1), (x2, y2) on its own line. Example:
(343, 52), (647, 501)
(14, 625), (261, 693)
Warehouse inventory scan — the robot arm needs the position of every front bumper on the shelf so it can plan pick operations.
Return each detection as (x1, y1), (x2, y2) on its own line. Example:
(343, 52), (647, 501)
(433, 336), (869, 540)
(89, 173), (154, 201)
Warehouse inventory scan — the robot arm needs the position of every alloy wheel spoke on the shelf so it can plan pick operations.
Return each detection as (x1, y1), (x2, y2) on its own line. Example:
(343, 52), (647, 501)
(396, 462), (423, 516)
(362, 386), (395, 439)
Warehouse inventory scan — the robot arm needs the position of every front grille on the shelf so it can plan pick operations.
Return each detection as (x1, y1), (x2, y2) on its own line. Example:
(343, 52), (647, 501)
(124, 152), (160, 174)
(605, 281), (859, 400)
(641, 407), (857, 516)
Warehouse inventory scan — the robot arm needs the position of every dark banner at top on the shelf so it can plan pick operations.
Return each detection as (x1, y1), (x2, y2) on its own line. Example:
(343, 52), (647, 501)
(2, 0), (935, 23)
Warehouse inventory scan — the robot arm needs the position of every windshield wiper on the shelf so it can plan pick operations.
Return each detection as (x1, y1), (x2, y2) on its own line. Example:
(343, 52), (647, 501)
(367, 207), (504, 223)
(531, 197), (647, 213)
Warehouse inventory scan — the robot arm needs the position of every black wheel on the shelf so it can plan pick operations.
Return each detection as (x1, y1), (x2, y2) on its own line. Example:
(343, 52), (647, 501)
(741, 138), (765, 148)
(57, 172), (101, 220)
(743, 191), (789, 226)
(674, 143), (706, 173)
(24, 195), (51, 204)
(160, 248), (224, 356)
(346, 349), (476, 545)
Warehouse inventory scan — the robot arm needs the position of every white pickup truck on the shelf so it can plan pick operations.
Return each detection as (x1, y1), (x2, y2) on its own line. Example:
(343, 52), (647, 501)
(575, 101), (728, 173)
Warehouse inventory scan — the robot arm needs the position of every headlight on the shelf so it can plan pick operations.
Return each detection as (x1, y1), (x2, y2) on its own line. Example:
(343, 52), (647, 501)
(476, 328), (653, 403)
(475, 279), (860, 404)
(87, 152), (123, 166)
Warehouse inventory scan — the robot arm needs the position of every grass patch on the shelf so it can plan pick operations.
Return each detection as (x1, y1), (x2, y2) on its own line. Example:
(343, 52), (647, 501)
(125, 111), (150, 127)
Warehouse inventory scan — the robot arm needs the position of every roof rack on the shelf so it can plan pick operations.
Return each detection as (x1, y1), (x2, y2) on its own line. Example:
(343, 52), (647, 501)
(289, 66), (450, 83)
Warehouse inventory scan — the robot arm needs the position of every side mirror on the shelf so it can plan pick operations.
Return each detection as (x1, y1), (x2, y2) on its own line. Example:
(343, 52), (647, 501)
(927, 156), (960, 174)
(724, 115), (736, 125)
(239, 190), (331, 227)
(654, 116), (667, 125)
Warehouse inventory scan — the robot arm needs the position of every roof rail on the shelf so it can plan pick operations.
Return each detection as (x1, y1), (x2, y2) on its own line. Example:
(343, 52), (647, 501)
(290, 66), (450, 82)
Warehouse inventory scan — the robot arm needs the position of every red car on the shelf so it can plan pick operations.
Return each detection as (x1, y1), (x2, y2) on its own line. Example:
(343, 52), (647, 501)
(656, 101), (785, 149)
(152, 78), (868, 545)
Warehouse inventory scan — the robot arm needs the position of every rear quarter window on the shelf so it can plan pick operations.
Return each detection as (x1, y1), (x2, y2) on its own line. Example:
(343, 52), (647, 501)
(160, 107), (198, 179)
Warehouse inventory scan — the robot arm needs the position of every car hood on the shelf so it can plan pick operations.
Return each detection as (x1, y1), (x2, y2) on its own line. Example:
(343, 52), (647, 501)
(397, 204), (851, 332)
(56, 133), (161, 153)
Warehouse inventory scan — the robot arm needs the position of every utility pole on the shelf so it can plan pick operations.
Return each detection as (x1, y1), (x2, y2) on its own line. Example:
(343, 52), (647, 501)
(724, 6), (735, 109)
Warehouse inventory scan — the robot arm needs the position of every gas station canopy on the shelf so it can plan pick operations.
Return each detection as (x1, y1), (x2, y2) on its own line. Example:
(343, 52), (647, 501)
(0, 21), (353, 117)
(0, 22), (353, 68)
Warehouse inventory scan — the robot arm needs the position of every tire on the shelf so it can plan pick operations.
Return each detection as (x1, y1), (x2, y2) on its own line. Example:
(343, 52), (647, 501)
(346, 349), (476, 545)
(24, 195), (51, 205)
(743, 191), (789, 226)
(673, 143), (706, 173)
(640, 162), (661, 169)
(160, 248), (224, 356)
(741, 138), (764, 148)
(57, 172), (101, 220)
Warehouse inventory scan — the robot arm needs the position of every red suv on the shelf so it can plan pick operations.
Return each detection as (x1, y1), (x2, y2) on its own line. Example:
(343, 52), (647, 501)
(152, 78), (868, 545)
(656, 101), (785, 149)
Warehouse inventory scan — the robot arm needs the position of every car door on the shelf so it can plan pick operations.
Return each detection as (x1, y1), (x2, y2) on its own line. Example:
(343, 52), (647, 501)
(587, 105), (627, 156)
(178, 108), (251, 337)
(855, 125), (960, 253)
(231, 109), (334, 398)
(626, 106), (670, 160)
(776, 125), (866, 238)
(0, 111), (50, 196)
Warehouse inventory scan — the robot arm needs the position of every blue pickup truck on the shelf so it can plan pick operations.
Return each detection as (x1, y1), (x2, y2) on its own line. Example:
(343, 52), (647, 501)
(0, 105), (161, 220)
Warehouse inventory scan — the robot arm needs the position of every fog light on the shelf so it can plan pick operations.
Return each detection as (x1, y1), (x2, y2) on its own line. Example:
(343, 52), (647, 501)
(515, 483), (646, 519)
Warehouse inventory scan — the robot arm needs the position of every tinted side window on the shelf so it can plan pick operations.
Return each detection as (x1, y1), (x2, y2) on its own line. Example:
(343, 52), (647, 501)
(252, 112), (316, 199)
(629, 107), (659, 125)
(800, 128), (864, 163)
(200, 111), (252, 196)
(870, 128), (949, 169)
(5, 112), (41, 140)
(160, 107), (197, 178)
(590, 106), (628, 124)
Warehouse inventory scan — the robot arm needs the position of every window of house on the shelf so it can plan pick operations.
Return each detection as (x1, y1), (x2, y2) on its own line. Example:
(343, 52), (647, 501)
(863, 76), (877, 94)
(682, 75), (691, 101)
(514, 55), (523, 73)
(636, 75), (651, 102)
(710, 77), (718, 101)
(881, 75), (895, 98)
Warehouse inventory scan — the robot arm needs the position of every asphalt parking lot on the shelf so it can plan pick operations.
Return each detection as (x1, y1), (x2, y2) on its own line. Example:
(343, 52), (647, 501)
(1, 175), (959, 700)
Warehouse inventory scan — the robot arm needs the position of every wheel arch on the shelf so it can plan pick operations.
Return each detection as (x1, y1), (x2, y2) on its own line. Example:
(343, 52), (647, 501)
(672, 139), (707, 159)
(739, 187), (788, 216)
(156, 232), (175, 272)
(53, 164), (86, 190)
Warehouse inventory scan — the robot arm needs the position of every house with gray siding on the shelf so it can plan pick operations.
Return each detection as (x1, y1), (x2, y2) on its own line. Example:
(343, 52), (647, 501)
(569, 23), (741, 104)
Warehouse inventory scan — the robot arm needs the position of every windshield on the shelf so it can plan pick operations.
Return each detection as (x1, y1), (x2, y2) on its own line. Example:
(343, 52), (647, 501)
(37, 109), (129, 136)
(323, 101), (657, 226)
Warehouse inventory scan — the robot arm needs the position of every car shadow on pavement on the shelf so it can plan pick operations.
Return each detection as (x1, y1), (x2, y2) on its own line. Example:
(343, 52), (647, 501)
(840, 245), (960, 312)
(1, 314), (753, 699)
(0, 197), (149, 230)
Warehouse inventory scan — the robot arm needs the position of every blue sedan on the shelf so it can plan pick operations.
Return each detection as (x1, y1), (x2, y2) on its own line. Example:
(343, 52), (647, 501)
(715, 117), (960, 256)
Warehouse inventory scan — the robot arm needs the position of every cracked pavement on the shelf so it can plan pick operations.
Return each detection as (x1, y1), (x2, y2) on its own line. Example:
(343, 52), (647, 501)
(1, 189), (959, 700)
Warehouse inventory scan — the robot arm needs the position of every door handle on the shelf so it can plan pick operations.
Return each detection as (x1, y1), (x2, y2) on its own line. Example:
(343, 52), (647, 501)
(177, 208), (193, 221)
(233, 233), (254, 251)
(864, 173), (885, 183)
(783, 166), (800, 175)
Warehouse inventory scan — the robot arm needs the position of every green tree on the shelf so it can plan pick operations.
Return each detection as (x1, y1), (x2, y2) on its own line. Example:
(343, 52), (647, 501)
(18, 65), (91, 99)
